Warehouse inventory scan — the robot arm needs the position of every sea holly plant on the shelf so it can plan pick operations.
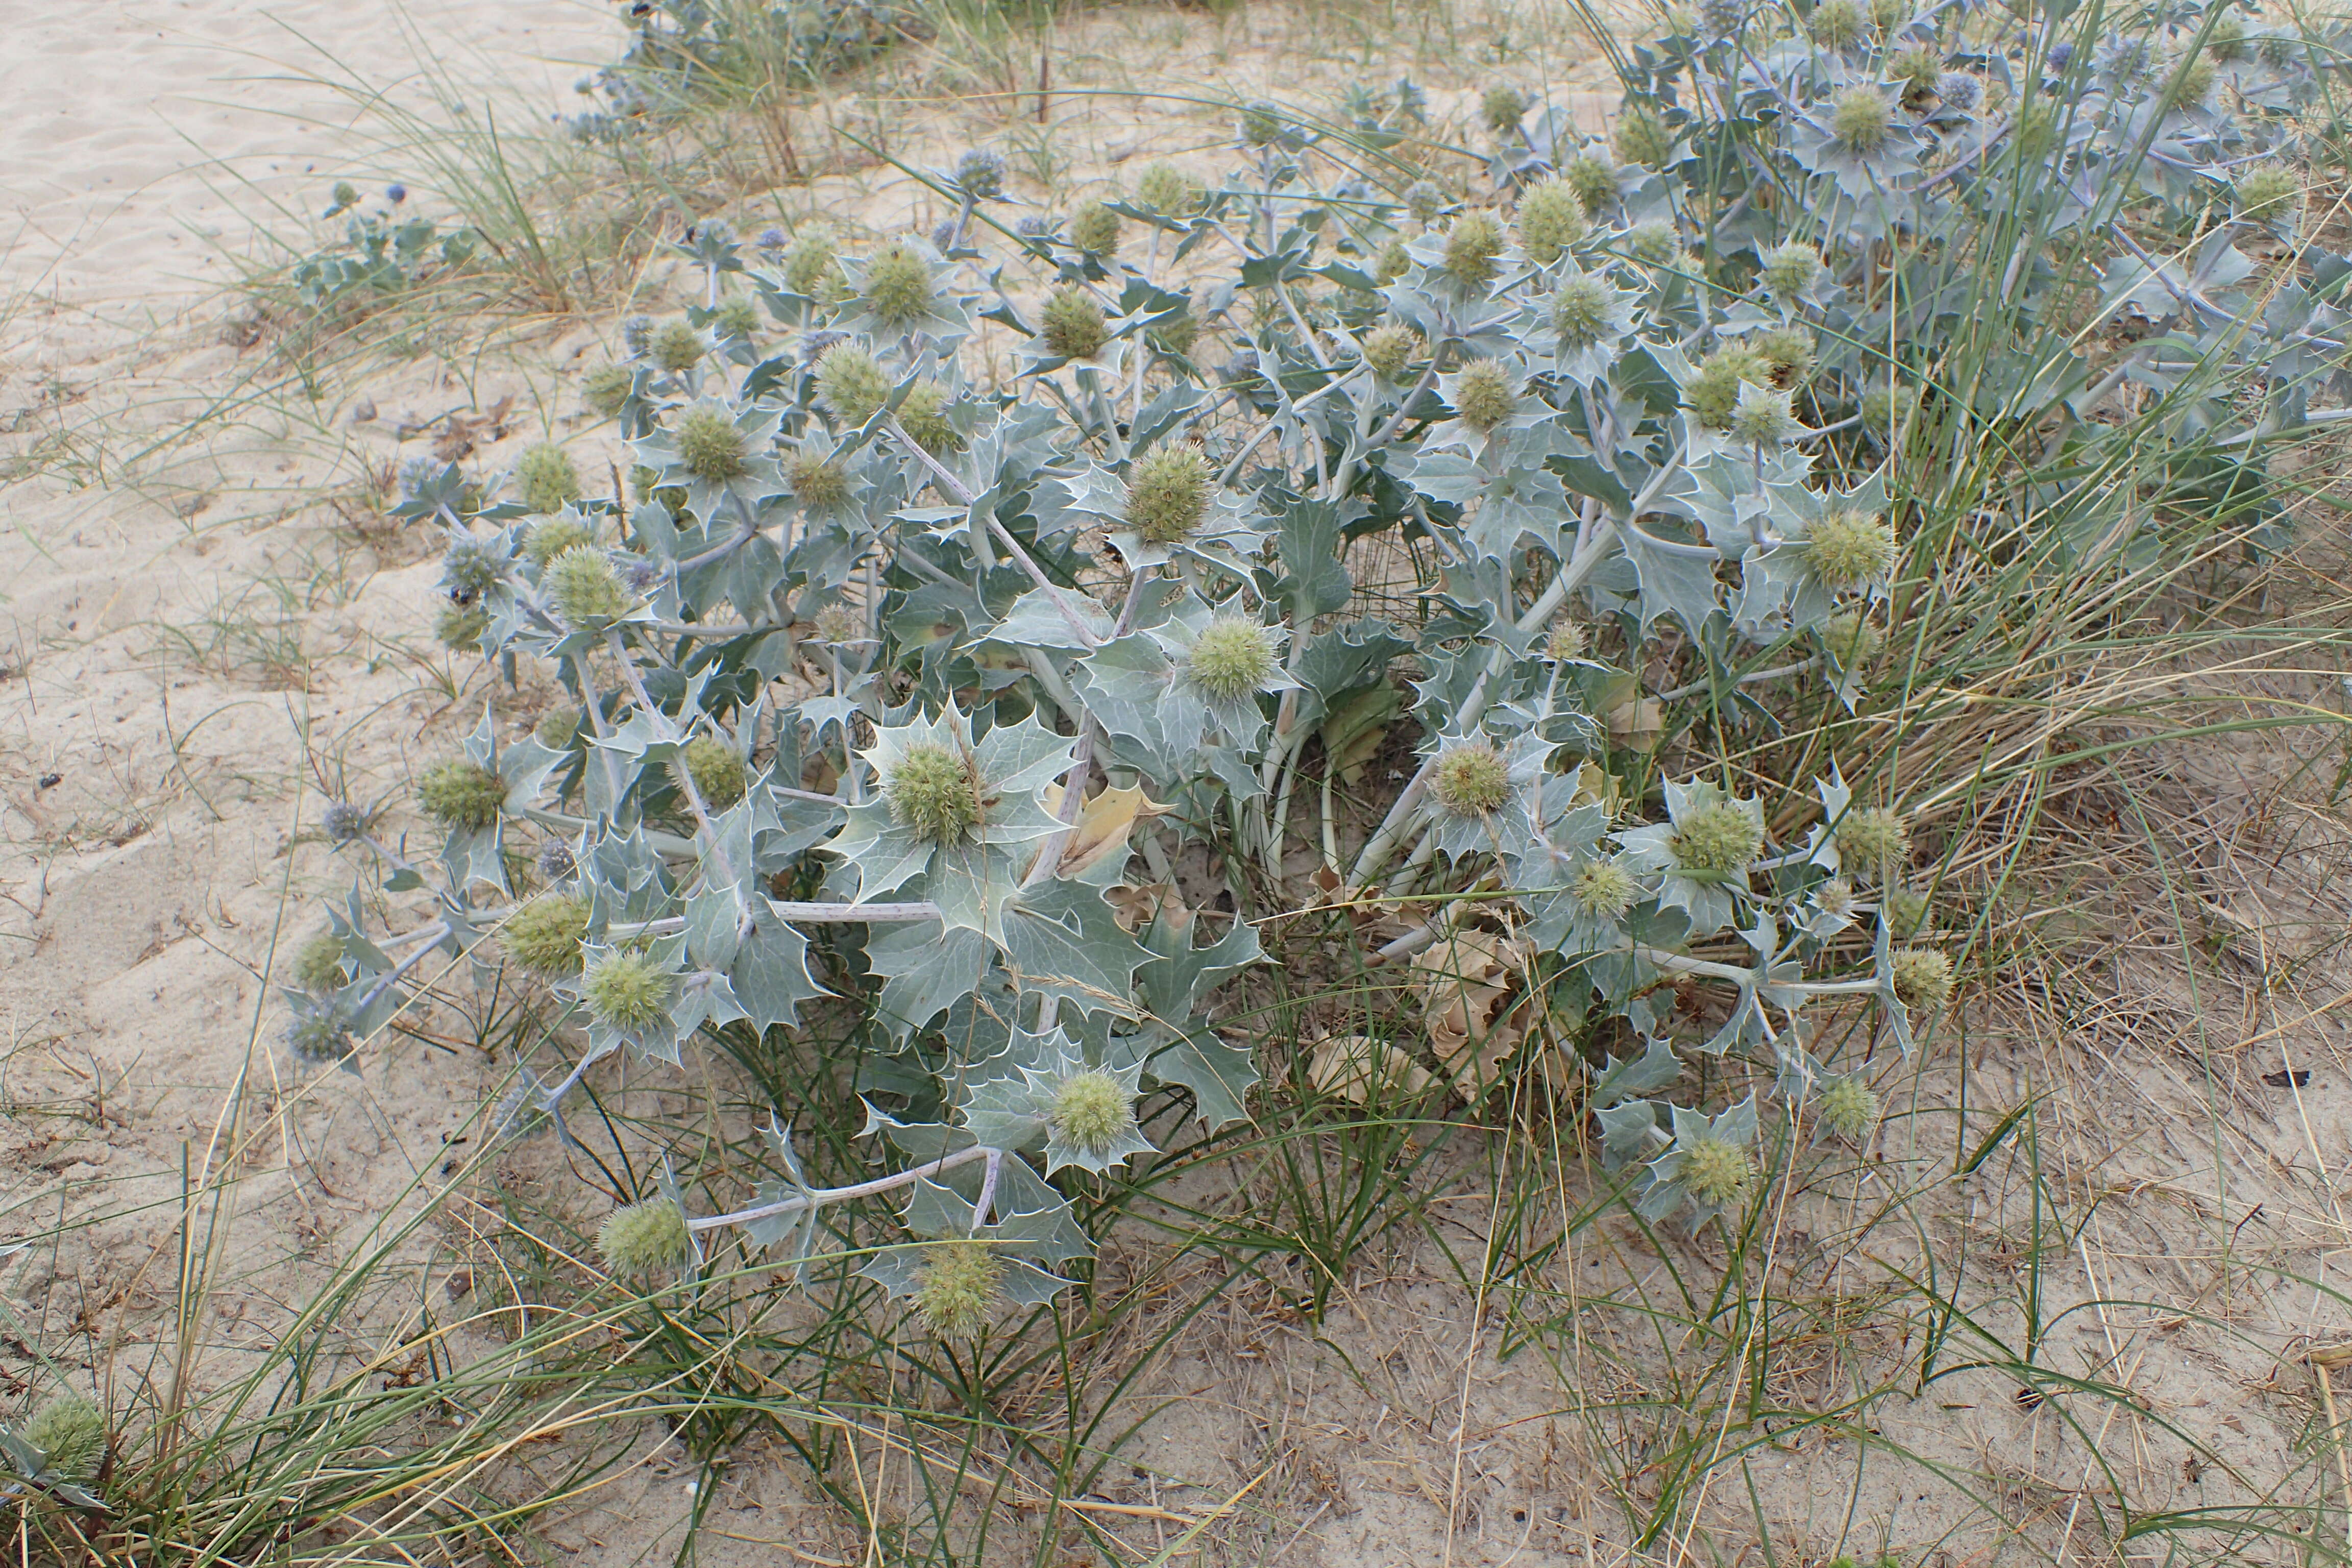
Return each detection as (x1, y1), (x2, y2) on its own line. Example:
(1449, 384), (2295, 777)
(298, 0), (2351, 1333)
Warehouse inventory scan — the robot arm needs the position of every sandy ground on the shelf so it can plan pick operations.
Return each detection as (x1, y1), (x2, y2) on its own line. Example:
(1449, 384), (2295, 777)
(9, 2), (2352, 1565)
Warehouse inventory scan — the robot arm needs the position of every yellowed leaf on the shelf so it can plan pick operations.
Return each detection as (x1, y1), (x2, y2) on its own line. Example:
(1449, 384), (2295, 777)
(1409, 930), (1533, 1095)
(1306, 1034), (1430, 1104)
(1107, 881), (1189, 933)
(1039, 782), (1173, 877)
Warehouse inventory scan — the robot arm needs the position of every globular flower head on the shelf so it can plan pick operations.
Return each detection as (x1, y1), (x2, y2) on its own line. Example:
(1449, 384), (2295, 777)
(516, 444), (582, 513)
(1451, 360), (1520, 431)
(1729, 384), (1803, 447)
(1680, 1135), (1754, 1208)
(1187, 616), (1280, 702)
(1431, 741), (1512, 816)
(2258, 29), (2299, 66)
(537, 838), (577, 882)
(861, 239), (937, 326)
(1889, 42), (1941, 92)
(887, 743), (984, 844)
(1809, 508), (1898, 586)
(523, 513), (596, 568)
(1614, 105), (1675, 167)
(1687, 347), (1768, 428)
(1936, 71), (1981, 109)
(284, 1002), (353, 1066)
(713, 295), (761, 339)
(1126, 447), (1213, 543)
(1816, 1077), (1881, 1140)
(1891, 946), (1954, 1011)
(1482, 83), (1531, 132)
(1405, 178), (1449, 224)
(1823, 610), (1883, 668)
(322, 800), (367, 844)
(1755, 326), (1816, 387)
(419, 760), (506, 830)
(1835, 806), (1910, 874)
(898, 381), (961, 453)
(1564, 152), (1617, 215)
(1573, 859), (1640, 917)
(812, 603), (861, 645)
(1136, 160), (1197, 215)
(503, 894), (590, 974)
(2168, 53), (2216, 106)
(583, 948), (675, 1030)
(676, 406), (749, 483)
(1375, 237), (1414, 285)
(2236, 165), (2299, 219)
(1149, 310), (1199, 357)
(598, 1199), (693, 1276)
(584, 363), (634, 418)
(1069, 201), (1121, 257)
(1239, 100), (1286, 146)
(536, 705), (581, 749)
(21, 1395), (106, 1485)
(1626, 219), (1681, 265)
(1517, 177), (1588, 264)
(953, 147), (1006, 199)
(290, 930), (345, 992)
(783, 230), (839, 296)
(1362, 324), (1424, 381)
(1884, 885), (1933, 936)
(1814, 876), (1857, 919)
(816, 344), (892, 424)
(1831, 88), (1894, 152)
(1547, 618), (1589, 659)
(1859, 383), (1916, 435)
(1444, 210), (1507, 288)
(676, 734), (748, 810)
(2209, 11), (2248, 61)
(442, 537), (505, 600)
(913, 1241), (1003, 1338)
(1809, 0), (1866, 45)
(1041, 286), (1110, 360)
(436, 599), (490, 652)
(546, 547), (632, 627)
(1553, 274), (1616, 348)
(788, 452), (852, 510)
(651, 318), (706, 375)
(1050, 1069), (1140, 1156)
(1671, 800), (1762, 875)
(622, 315), (655, 358)
(1759, 241), (1821, 298)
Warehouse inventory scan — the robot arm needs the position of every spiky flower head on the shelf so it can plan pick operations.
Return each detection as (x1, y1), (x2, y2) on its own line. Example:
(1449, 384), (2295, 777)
(1672, 800), (1762, 875)
(322, 800), (367, 844)
(812, 604), (861, 645)
(913, 1241), (1003, 1338)
(1884, 885), (1933, 936)
(887, 743), (984, 844)
(816, 344), (892, 424)
(676, 735), (747, 809)
(419, 760), (505, 830)
(2102, 34), (2156, 81)
(1756, 326), (1816, 386)
(1835, 806), (1909, 873)
(651, 319), (706, 375)
(677, 406), (750, 483)
(1548, 617), (1589, 659)
(1041, 286), (1110, 360)
(436, 599), (489, 652)
(1814, 877), (1857, 919)
(523, 513), (595, 568)
(1186, 616), (1280, 702)
(953, 147), (1007, 199)
(1614, 105), (1675, 167)
(584, 362), (633, 418)
(1239, 101), (1286, 146)
(1869, 0), (1904, 27)
(503, 894), (590, 974)
(1362, 324), (1424, 381)
(1687, 347), (1768, 428)
(547, 547), (632, 627)
(536, 838), (577, 882)
(1050, 1069), (1140, 1156)
(1627, 219), (1681, 265)
(1937, 71), (1981, 109)
(713, 296), (761, 339)
(1859, 383), (1916, 434)
(1375, 237), (1414, 284)
(1809, 508), (1897, 586)
(1404, 178), (1449, 224)
(1680, 1135), (1754, 1208)
(1431, 741), (1512, 816)
(1823, 610), (1883, 667)
(1136, 160), (1197, 214)
(2236, 164), (2299, 219)
(1482, 83), (1531, 132)
(1444, 210), (1507, 288)
(2209, 11), (2248, 61)
(1832, 88), (1894, 152)
(598, 1199), (693, 1275)
(1127, 447), (1212, 543)
(1517, 177), (1588, 264)
(1553, 274), (1616, 347)
(536, 706), (581, 750)
(289, 930), (345, 992)
(1149, 310), (1199, 357)
(783, 231), (838, 296)
(1809, 0), (1866, 45)
(1565, 153), (1617, 214)
(1816, 1078), (1881, 1140)
(787, 452), (852, 510)
(861, 239), (936, 327)
(1446, 359), (1516, 430)
(517, 444), (582, 514)
(2014, 102), (2060, 160)
(899, 381), (961, 453)
(1759, 241), (1821, 297)
(2258, 28), (2299, 66)
(1891, 946), (1954, 1011)
(21, 1396), (105, 1485)
(284, 1002), (353, 1065)
(442, 537), (504, 601)
(1889, 42), (1941, 91)
(1573, 859), (1641, 918)
(583, 948), (675, 1030)
(2169, 53), (2216, 106)
(1729, 384), (1803, 446)
(621, 315), (655, 358)
(1069, 201), (1122, 258)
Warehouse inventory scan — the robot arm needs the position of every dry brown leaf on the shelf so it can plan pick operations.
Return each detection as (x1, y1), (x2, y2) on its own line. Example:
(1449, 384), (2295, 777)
(1107, 881), (1189, 933)
(1409, 930), (1534, 1095)
(1605, 697), (1663, 746)
(1305, 1034), (1430, 1104)
(1039, 782), (1173, 877)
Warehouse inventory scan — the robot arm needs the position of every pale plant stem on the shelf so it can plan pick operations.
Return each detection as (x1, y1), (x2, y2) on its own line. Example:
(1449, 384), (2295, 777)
(687, 1143), (1000, 1233)
(571, 649), (629, 806)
